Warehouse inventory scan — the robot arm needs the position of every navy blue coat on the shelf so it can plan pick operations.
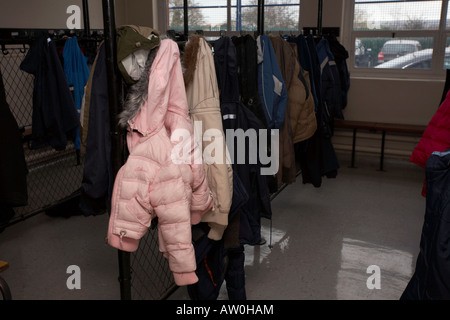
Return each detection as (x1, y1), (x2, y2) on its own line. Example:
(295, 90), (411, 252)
(401, 149), (450, 300)
(79, 44), (114, 216)
(20, 35), (79, 151)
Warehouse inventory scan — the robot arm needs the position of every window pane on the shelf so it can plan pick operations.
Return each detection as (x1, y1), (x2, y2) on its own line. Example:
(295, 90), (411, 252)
(445, 37), (450, 69)
(168, 0), (301, 32)
(264, 0), (300, 31)
(168, 0), (228, 32)
(231, 0), (259, 31)
(354, 0), (442, 31)
(446, 3), (450, 29)
(355, 37), (434, 69)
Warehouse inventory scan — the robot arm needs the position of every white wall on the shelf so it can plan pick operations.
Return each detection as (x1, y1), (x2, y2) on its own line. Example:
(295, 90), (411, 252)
(0, 0), (104, 29)
(0, 0), (155, 30)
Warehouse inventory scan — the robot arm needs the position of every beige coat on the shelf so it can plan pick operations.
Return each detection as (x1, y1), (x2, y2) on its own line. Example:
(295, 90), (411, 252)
(289, 44), (317, 144)
(183, 35), (233, 241)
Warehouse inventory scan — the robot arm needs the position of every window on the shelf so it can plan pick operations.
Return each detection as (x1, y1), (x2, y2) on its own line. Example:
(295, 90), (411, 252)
(167, 0), (300, 35)
(346, 0), (450, 77)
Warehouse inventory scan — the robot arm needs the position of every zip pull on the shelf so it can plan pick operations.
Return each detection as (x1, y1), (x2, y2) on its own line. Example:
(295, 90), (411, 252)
(119, 230), (127, 244)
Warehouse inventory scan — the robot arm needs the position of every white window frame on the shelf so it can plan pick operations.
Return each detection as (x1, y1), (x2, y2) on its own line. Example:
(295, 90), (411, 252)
(342, 0), (450, 80)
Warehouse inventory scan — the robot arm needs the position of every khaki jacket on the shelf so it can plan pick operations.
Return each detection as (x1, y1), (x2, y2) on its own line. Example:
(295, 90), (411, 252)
(183, 35), (234, 241)
(289, 44), (317, 144)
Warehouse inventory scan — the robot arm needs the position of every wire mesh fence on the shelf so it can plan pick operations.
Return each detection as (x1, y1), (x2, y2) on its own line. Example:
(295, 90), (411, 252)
(130, 226), (176, 300)
(0, 45), (84, 226)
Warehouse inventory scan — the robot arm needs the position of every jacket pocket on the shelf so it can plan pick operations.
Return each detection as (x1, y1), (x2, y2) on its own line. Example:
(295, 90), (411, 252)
(125, 196), (154, 227)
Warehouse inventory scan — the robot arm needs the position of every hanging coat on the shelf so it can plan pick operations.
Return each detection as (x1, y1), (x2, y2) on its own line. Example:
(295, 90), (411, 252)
(78, 43), (115, 216)
(326, 35), (350, 110)
(410, 90), (450, 169)
(289, 43), (317, 144)
(257, 35), (288, 130)
(288, 34), (319, 112)
(183, 35), (234, 241)
(401, 149), (450, 300)
(62, 36), (91, 151)
(316, 38), (344, 123)
(0, 70), (28, 209)
(269, 35), (303, 187)
(214, 36), (272, 245)
(233, 35), (268, 129)
(107, 39), (213, 287)
(20, 35), (79, 151)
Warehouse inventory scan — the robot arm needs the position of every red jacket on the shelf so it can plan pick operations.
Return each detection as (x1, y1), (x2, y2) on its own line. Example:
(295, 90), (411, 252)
(411, 91), (450, 168)
(410, 90), (450, 196)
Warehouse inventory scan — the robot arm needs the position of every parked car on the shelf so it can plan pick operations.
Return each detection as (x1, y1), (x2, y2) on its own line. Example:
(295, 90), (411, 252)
(354, 39), (372, 68)
(377, 40), (422, 64)
(375, 47), (450, 69)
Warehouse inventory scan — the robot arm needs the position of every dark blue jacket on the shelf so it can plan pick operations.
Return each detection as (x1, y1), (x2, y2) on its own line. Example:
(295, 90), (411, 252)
(79, 44), (114, 216)
(316, 38), (344, 121)
(257, 35), (288, 130)
(401, 149), (450, 300)
(20, 35), (79, 151)
(296, 35), (339, 188)
(215, 36), (272, 245)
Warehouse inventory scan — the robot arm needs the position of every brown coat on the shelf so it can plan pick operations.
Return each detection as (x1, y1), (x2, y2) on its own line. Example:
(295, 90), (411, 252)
(269, 35), (297, 187)
(269, 35), (317, 187)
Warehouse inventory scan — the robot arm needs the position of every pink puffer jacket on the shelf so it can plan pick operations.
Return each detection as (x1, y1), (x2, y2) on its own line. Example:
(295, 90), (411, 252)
(107, 39), (213, 286)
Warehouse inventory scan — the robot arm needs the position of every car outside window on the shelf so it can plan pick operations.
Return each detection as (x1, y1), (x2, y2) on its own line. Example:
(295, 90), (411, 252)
(347, 0), (450, 76)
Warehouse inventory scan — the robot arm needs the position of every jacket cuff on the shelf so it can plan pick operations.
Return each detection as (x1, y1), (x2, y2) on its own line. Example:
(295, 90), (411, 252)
(207, 222), (227, 241)
(107, 233), (140, 252)
(173, 272), (199, 286)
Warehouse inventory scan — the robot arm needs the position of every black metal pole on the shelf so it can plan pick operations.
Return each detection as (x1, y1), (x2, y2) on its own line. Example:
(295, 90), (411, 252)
(82, 0), (91, 36)
(184, 0), (189, 36)
(102, 0), (132, 301)
(257, 0), (264, 36)
(317, 0), (323, 36)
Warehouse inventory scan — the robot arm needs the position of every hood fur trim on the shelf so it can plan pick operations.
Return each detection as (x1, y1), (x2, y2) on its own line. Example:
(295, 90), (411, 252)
(182, 34), (202, 86)
(118, 46), (159, 129)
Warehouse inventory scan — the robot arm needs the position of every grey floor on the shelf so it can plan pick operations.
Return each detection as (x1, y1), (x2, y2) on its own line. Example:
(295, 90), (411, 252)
(0, 151), (427, 300)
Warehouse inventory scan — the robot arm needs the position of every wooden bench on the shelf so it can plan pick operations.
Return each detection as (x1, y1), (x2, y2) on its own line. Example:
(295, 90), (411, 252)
(334, 120), (426, 171)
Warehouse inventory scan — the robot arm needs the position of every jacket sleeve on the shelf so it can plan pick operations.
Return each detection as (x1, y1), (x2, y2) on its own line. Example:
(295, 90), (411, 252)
(150, 162), (199, 286)
(107, 160), (155, 253)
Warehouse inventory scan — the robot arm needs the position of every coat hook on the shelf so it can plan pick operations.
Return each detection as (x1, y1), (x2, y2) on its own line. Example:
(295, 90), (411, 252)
(1, 43), (8, 56)
(19, 43), (27, 53)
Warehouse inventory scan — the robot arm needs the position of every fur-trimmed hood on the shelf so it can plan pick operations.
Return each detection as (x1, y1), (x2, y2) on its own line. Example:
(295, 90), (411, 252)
(118, 46), (159, 129)
(182, 34), (201, 87)
(118, 38), (193, 142)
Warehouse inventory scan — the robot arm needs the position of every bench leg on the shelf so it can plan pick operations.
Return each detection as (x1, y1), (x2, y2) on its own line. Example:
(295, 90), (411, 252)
(350, 128), (357, 168)
(379, 131), (386, 171)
